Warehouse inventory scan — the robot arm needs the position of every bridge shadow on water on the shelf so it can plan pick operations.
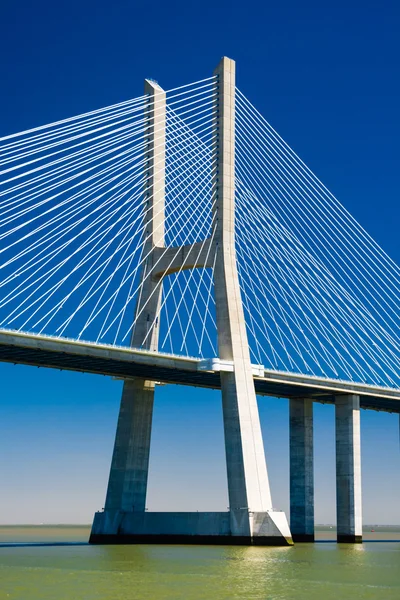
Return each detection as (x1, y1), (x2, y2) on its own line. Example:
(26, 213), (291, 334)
(1, 540), (400, 548)
(0, 542), (89, 548)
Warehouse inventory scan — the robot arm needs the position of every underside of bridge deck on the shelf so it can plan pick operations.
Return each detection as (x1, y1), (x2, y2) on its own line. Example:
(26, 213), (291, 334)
(0, 337), (399, 413)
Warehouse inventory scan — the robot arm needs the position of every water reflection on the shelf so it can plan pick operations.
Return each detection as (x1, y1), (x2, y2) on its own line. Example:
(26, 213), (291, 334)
(1, 528), (400, 600)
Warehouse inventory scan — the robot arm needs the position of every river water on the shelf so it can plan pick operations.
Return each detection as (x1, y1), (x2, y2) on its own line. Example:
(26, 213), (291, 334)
(1, 526), (399, 599)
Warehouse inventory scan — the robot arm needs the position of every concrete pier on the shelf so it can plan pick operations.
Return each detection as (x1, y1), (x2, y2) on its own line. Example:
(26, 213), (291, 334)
(90, 57), (292, 546)
(90, 511), (293, 545)
(289, 398), (314, 542)
(104, 379), (155, 512)
(335, 394), (362, 543)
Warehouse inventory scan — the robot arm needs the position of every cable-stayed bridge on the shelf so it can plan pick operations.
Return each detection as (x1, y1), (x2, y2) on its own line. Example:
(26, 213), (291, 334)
(1, 57), (399, 545)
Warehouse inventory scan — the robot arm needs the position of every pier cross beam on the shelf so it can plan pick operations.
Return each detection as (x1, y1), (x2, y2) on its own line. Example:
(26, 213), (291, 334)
(90, 57), (292, 546)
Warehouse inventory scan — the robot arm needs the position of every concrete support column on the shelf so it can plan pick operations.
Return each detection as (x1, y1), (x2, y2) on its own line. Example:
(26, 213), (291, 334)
(104, 378), (154, 512)
(335, 394), (362, 543)
(212, 57), (291, 544)
(290, 398), (314, 542)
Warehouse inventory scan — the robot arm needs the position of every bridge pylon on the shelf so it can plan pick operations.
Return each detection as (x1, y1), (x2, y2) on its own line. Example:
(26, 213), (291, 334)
(90, 57), (292, 546)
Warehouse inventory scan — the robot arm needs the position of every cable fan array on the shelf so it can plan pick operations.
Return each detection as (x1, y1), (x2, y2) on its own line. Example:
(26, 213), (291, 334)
(235, 89), (400, 388)
(1, 76), (399, 390)
(0, 77), (218, 357)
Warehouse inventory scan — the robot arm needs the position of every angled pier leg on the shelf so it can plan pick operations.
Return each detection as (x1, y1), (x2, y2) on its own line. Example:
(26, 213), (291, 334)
(213, 57), (292, 545)
(90, 79), (166, 540)
(335, 394), (362, 543)
(290, 398), (314, 542)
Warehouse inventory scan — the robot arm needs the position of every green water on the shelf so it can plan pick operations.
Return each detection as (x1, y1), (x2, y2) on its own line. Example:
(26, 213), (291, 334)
(1, 527), (400, 599)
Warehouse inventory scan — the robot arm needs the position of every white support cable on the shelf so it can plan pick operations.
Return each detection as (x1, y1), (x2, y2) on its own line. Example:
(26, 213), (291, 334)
(237, 203), (311, 373)
(235, 191), (304, 370)
(236, 192), (357, 373)
(0, 83), (215, 158)
(0, 96), (148, 158)
(0, 120), (145, 209)
(235, 254), (266, 366)
(140, 185), (218, 349)
(161, 193), (216, 354)
(0, 91), (214, 202)
(0, 125), (145, 208)
(0, 195), (144, 327)
(167, 88), (217, 114)
(160, 98), (294, 368)
(236, 96), (400, 318)
(236, 208), (308, 371)
(0, 81), (220, 344)
(68, 135), (217, 339)
(234, 194), (293, 371)
(0, 94), (216, 178)
(0, 106), (195, 233)
(0, 96), (146, 143)
(0, 133), (178, 303)
(165, 76), (217, 95)
(58, 223), (146, 340)
(162, 285), (174, 354)
(236, 185), (338, 376)
(167, 204), (217, 355)
(101, 157), (217, 344)
(20, 136), (213, 335)
(163, 273), (191, 355)
(0, 137), (145, 238)
(0, 144), (146, 262)
(0, 139), (145, 241)
(14, 199), (144, 333)
(236, 240), (364, 381)
(38, 208), (147, 335)
(0, 105), (198, 245)
(163, 205), (217, 353)
(235, 130), (400, 351)
(0, 103), (216, 234)
(235, 200), (399, 385)
(118, 160), (217, 346)
(235, 173), (400, 367)
(235, 209), (373, 382)
(236, 88), (400, 287)
(235, 241), (300, 372)
(0, 76), (216, 146)
(156, 109), (221, 355)
(0, 172), (144, 302)
(161, 223), (217, 354)
(236, 239), (280, 369)
(114, 238), (148, 346)
(0, 155), (147, 277)
(104, 139), (212, 339)
(235, 117), (400, 329)
(199, 248), (218, 356)
(95, 111), (217, 342)
(0, 109), (147, 167)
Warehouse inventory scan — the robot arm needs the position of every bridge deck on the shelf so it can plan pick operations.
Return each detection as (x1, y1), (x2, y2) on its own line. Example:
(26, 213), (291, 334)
(0, 330), (399, 413)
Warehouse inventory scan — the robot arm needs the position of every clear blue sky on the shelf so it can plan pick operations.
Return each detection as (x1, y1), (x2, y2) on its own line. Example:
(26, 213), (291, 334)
(0, 0), (399, 525)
